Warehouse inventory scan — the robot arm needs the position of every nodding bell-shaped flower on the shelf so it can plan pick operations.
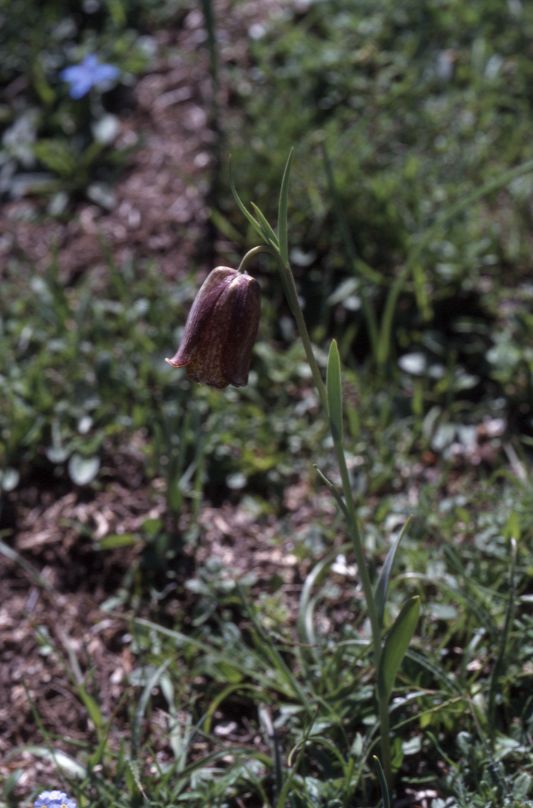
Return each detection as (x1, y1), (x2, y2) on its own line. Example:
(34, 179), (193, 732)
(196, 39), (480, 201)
(165, 267), (261, 388)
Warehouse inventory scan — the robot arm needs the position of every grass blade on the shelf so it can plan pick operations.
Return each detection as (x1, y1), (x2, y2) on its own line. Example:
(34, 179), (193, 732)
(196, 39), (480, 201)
(23, 746), (86, 778)
(326, 339), (343, 445)
(321, 142), (380, 359)
(0, 538), (54, 591)
(249, 201), (280, 248)
(277, 147), (294, 265)
(237, 587), (310, 707)
(259, 706), (283, 801)
(379, 596), (420, 701)
(229, 159), (262, 232)
(230, 158), (280, 249)
(376, 267), (407, 368)
(297, 550), (340, 653)
(131, 660), (171, 760)
(375, 517), (412, 629)
(372, 755), (392, 808)
(488, 537), (517, 746)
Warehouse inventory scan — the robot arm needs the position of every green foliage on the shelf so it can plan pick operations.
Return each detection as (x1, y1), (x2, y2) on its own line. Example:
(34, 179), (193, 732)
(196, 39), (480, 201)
(3, 0), (533, 805)
(0, 0), (151, 199)
(326, 340), (343, 445)
(11, 490), (529, 806)
(378, 595), (420, 701)
(226, 0), (533, 429)
(1, 260), (169, 483)
(0, 262), (331, 505)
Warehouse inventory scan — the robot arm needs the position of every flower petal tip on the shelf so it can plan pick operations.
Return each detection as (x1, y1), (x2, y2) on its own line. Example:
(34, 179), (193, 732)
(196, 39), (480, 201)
(165, 356), (185, 368)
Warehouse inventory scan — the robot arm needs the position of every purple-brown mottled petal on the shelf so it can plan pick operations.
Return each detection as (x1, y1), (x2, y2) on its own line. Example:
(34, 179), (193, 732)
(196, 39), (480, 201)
(221, 274), (260, 386)
(165, 267), (261, 388)
(165, 267), (237, 369)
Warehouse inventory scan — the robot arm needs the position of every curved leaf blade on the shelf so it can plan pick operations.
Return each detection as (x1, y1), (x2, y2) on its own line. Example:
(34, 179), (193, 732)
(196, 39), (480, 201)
(249, 202), (280, 248)
(379, 595), (420, 701)
(277, 147), (294, 265)
(326, 339), (343, 445)
(229, 159), (262, 233)
(372, 755), (391, 808)
(375, 517), (412, 629)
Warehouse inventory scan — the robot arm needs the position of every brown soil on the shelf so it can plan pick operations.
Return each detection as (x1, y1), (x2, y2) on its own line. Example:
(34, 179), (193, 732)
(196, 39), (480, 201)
(1, 1), (286, 282)
(1, 1), (288, 799)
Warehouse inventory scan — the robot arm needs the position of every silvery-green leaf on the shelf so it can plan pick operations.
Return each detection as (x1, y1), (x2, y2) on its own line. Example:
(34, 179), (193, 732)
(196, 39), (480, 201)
(0, 468), (20, 492)
(68, 454), (100, 486)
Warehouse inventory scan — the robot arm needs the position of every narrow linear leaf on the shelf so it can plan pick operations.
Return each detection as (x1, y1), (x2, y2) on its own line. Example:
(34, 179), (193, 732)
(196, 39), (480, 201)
(75, 687), (104, 731)
(24, 746), (86, 778)
(488, 537), (517, 744)
(321, 143), (380, 360)
(277, 147), (294, 265)
(134, 618), (296, 696)
(249, 202), (280, 248)
(377, 269), (407, 367)
(238, 588), (309, 707)
(177, 746), (272, 784)
(0, 539), (54, 591)
(259, 706), (283, 801)
(298, 549), (339, 650)
(209, 207), (242, 241)
(406, 648), (461, 695)
(379, 596), (420, 701)
(203, 683), (257, 735)
(229, 160), (262, 232)
(326, 339), (343, 444)
(412, 259), (430, 320)
(375, 517), (413, 629)
(131, 660), (171, 760)
(372, 755), (391, 808)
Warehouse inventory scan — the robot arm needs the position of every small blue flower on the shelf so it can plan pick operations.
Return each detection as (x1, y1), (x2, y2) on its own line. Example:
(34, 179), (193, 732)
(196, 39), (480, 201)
(34, 790), (77, 808)
(60, 54), (120, 99)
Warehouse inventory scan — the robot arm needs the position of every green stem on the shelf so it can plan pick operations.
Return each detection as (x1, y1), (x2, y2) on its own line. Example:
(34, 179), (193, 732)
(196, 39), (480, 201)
(278, 254), (392, 786)
(331, 432), (391, 787)
(276, 257), (329, 414)
(274, 253), (391, 786)
(237, 245), (272, 274)
(238, 246), (328, 413)
(240, 242), (392, 785)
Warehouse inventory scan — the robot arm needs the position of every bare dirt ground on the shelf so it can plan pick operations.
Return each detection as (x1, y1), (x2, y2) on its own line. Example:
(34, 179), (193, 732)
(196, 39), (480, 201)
(2, 1), (288, 281)
(1, 0), (289, 797)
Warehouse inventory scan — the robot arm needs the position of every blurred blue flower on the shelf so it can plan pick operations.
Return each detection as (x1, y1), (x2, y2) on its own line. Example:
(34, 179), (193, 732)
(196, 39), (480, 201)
(60, 54), (120, 99)
(34, 790), (77, 808)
